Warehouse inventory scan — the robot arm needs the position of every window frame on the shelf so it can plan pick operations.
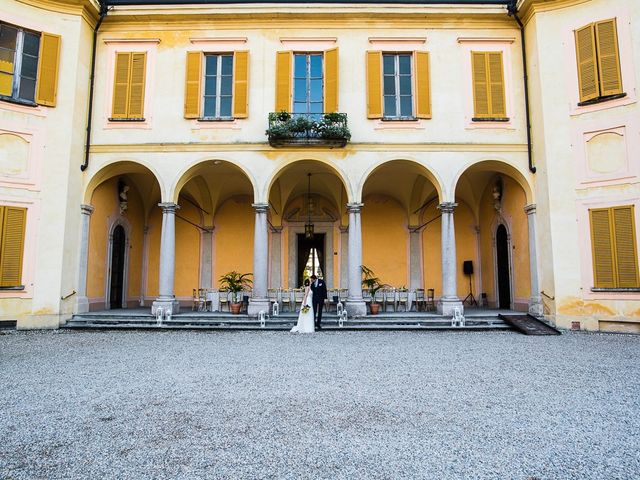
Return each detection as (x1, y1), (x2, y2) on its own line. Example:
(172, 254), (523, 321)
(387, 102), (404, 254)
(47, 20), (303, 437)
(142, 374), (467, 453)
(292, 52), (324, 116)
(0, 21), (40, 106)
(201, 53), (234, 120)
(382, 52), (414, 121)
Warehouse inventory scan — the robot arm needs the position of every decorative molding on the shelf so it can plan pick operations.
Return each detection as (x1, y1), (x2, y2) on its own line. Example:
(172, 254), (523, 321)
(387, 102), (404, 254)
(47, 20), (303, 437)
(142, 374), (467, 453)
(252, 203), (270, 213)
(103, 38), (161, 45)
(190, 37), (247, 45)
(280, 37), (337, 44)
(437, 202), (458, 214)
(346, 202), (364, 214)
(524, 204), (536, 215)
(158, 202), (180, 213)
(80, 204), (94, 216)
(368, 36), (426, 45)
(457, 37), (516, 44)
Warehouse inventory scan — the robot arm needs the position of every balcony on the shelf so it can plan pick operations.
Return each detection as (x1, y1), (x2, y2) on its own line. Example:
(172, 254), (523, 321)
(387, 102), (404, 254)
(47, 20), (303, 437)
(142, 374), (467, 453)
(266, 112), (351, 148)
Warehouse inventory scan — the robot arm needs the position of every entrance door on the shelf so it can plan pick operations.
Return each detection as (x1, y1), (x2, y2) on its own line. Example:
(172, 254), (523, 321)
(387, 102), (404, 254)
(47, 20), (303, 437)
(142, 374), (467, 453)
(109, 225), (126, 309)
(296, 233), (325, 287)
(496, 224), (511, 309)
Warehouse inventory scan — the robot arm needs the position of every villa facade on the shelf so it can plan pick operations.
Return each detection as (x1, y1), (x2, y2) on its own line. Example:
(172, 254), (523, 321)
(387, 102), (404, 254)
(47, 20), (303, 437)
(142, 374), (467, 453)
(0, 0), (638, 332)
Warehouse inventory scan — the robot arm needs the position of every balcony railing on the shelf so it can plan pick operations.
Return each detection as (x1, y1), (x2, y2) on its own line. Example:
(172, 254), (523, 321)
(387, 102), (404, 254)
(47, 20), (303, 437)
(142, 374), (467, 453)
(266, 112), (351, 148)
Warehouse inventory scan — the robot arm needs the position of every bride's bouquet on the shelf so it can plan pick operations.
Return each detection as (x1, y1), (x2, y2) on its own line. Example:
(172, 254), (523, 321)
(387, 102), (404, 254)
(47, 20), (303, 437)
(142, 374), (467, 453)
(301, 305), (310, 314)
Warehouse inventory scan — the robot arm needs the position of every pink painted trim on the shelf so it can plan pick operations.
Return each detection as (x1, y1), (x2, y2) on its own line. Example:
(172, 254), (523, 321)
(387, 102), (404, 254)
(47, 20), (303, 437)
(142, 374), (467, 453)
(0, 197), (39, 299)
(0, 123), (44, 191)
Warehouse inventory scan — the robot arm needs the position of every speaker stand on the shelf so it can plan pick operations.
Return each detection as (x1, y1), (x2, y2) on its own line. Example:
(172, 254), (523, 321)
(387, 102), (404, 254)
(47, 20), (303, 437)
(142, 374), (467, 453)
(463, 274), (478, 307)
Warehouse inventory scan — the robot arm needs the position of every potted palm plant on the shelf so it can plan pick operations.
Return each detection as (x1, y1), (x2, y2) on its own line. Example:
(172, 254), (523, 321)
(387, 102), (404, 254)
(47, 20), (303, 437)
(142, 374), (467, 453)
(361, 265), (383, 315)
(219, 271), (253, 314)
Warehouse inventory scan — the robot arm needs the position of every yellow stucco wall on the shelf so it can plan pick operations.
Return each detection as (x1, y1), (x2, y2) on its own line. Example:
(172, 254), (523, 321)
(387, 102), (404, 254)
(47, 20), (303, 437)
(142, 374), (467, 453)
(362, 195), (408, 288)
(214, 196), (255, 288)
(174, 201), (201, 297)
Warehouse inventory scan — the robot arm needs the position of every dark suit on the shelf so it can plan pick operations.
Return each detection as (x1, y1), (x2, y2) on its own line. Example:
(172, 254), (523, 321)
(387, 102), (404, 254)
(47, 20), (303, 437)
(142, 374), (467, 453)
(310, 279), (327, 328)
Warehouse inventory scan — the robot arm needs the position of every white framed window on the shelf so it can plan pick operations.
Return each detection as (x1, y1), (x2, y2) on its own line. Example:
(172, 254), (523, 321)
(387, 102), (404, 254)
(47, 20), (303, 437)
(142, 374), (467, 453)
(0, 22), (40, 104)
(203, 53), (234, 119)
(293, 52), (324, 115)
(382, 53), (413, 119)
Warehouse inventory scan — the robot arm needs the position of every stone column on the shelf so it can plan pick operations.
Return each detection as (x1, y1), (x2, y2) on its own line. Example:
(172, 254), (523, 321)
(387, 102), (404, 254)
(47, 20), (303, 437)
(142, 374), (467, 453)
(75, 204), (94, 314)
(408, 226), (423, 290)
(345, 203), (366, 316)
(200, 226), (214, 289)
(437, 202), (463, 315)
(270, 226), (282, 289)
(248, 203), (271, 315)
(339, 225), (348, 289)
(525, 204), (543, 316)
(152, 202), (180, 314)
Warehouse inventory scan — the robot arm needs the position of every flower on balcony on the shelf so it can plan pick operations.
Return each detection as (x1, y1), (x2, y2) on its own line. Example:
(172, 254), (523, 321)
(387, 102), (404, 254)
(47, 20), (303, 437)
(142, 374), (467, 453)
(266, 112), (351, 146)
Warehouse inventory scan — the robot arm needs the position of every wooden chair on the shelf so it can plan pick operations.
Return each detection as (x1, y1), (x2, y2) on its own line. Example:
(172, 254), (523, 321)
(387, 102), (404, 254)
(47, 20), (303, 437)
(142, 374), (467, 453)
(192, 289), (205, 311)
(397, 289), (409, 312)
(281, 289), (293, 312)
(199, 288), (211, 312)
(426, 288), (436, 311)
(294, 288), (305, 311)
(414, 289), (426, 312)
(384, 288), (396, 312)
(219, 290), (230, 312)
(373, 289), (385, 309)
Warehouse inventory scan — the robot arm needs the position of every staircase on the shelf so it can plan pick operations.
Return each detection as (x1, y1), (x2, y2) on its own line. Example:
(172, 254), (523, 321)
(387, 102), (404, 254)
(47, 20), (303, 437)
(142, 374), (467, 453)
(64, 309), (512, 331)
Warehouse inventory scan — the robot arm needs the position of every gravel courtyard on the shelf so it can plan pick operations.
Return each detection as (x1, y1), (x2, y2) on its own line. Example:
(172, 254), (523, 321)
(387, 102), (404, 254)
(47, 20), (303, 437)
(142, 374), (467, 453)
(1, 329), (638, 480)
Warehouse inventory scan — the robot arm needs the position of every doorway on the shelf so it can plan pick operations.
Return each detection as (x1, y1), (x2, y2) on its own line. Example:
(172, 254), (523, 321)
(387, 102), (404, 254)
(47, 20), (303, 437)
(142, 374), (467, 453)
(296, 233), (325, 287)
(496, 224), (511, 310)
(109, 225), (126, 309)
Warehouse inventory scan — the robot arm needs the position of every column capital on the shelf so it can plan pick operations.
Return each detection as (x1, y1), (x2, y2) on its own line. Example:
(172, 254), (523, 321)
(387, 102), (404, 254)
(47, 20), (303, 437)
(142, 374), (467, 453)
(339, 225), (349, 233)
(524, 204), (537, 215)
(408, 225), (421, 232)
(270, 225), (283, 233)
(346, 202), (364, 213)
(252, 202), (270, 213)
(158, 202), (180, 213)
(80, 204), (94, 216)
(437, 202), (458, 213)
(203, 225), (215, 233)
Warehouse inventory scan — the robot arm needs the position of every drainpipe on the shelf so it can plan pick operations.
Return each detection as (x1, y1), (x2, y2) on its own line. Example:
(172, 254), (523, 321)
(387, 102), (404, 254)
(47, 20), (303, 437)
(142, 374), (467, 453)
(81, 2), (108, 172)
(508, 1), (536, 174)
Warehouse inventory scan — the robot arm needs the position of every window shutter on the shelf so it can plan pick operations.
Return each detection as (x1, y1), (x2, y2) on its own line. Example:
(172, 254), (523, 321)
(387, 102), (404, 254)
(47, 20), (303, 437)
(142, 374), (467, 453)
(575, 25), (599, 102)
(595, 19), (623, 97)
(414, 51), (431, 119)
(127, 52), (146, 118)
(324, 47), (339, 113)
(366, 51), (382, 119)
(275, 51), (292, 112)
(232, 50), (249, 118)
(35, 32), (61, 107)
(472, 52), (489, 117)
(112, 53), (131, 119)
(184, 52), (202, 119)
(488, 52), (506, 117)
(590, 208), (616, 288)
(612, 206), (639, 288)
(0, 206), (26, 287)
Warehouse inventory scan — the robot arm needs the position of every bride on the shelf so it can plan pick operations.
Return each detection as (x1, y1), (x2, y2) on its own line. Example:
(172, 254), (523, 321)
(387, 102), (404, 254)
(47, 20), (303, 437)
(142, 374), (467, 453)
(291, 279), (315, 333)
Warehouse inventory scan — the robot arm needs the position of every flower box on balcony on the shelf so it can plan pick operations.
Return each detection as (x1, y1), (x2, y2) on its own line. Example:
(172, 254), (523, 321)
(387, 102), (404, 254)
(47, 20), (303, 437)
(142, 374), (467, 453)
(266, 112), (351, 148)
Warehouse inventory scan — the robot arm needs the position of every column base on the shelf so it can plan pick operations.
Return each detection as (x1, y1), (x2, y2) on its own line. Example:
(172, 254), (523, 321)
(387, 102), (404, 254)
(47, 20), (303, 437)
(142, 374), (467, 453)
(152, 299), (180, 315)
(248, 298), (271, 316)
(528, 296), (543, 317)
(74, 296), (90, 314)
(437, 298), (464, 316)
(345, 299), (367, 317)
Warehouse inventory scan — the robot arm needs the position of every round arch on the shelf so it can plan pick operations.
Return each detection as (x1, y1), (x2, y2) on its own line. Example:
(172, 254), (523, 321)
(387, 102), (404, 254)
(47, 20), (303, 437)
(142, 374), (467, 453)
(358, 158), (444, 204)
(452, 159), (534, 205)
(171, 158), (258, 204)
(83, 160), (164, 205)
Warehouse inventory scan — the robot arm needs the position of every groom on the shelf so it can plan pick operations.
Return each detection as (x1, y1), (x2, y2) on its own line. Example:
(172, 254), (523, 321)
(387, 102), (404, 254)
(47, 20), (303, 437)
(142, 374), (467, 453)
(309, 274), (327, 330)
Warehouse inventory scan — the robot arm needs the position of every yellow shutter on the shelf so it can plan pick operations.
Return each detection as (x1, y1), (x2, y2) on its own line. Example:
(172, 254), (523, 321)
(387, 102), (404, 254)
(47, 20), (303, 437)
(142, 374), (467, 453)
(488, 52), (506, 117)
(612, 206), (639, 288)
(184, 51), (202, 119)
(36, 32), (61, 107)
(0, 206), (27, 287)
(112, 52), (131, 119)
(595, 19), (623, 97)
(366, 51), (382, 119)
(275, 51), (292, 112)
(324, 47), (338, 113)
(575, 25), (599, 102)
(127, 52), (146, 118)
(472, 52), (489, 117)
(414, 51), (431, 119)
(232, 50), (249, 118)
(590, 208), (616, 288)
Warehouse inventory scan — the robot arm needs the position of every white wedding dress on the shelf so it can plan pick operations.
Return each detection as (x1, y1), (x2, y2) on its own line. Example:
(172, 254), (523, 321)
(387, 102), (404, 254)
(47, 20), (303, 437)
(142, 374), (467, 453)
(291, 289), (315, 333)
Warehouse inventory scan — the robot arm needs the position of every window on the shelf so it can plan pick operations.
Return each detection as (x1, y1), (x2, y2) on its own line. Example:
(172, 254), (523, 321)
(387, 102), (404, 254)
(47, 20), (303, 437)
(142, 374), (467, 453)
(0, 206), (26, 288)
(275, 49), (338, 114)
(589, 206), (639, 289)
(0, 21), (59, 106)
(293, 53), (323, 115)
(366, 51), (430, 120)
(203, 54), (233, 119)
(471, 51), (507, 120)
(111, 52), (146, 120)
(383, 54), (413, 119)
(184, 51), (248, 119)
(575, 19), (623, 104)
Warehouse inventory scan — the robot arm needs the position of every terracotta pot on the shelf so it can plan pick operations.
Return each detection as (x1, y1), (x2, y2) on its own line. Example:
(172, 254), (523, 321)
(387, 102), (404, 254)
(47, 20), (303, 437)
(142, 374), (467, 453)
(370, 303), (381, 315)
(230, 302), (242, 314)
